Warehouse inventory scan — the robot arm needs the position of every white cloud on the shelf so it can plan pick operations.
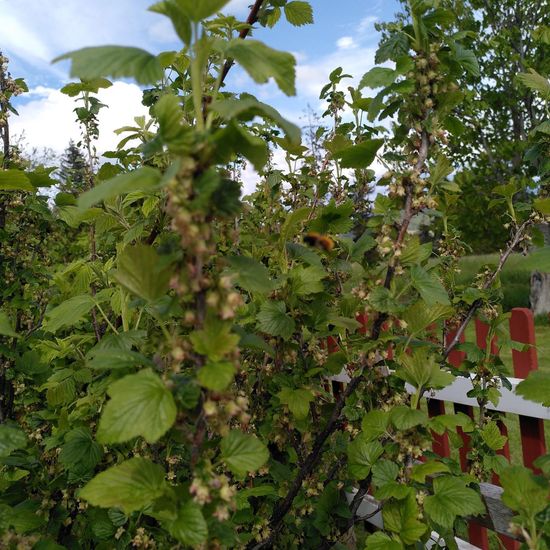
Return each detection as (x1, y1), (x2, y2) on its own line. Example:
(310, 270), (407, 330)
(11, 82), (148, 157)
(358, 15), (379, 34)
(336, 36), (356, 50)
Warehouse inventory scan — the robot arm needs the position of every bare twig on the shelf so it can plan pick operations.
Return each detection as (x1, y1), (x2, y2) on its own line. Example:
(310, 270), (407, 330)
(444, 218), (532, 358)
(219, 0), (267, 86)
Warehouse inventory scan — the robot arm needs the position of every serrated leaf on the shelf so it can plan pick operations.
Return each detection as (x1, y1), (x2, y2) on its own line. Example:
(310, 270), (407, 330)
(220, 430), (269, 477)
(361, 410), (390, 441)
(197, 361), (235, 391)
(424, 476), (485, 529)
(43, 295), (96, 333)
(86, 349), (154, 370)
(334, 139), (384, 169)
(53, 46), (164, 85)
(211, 95), (301, 144)
(409, 461), (450, 483)
(60, 78), (112, 97)
(284, 1), (313, 26)
(190, 317), (240, 360)
(277, 387), (314, 419)
(410, 266), (450, 305)
(451, 43), (480, 77)
(390, 406), (428, 430)
(79, 458), (167, 514)
(0, 424), (27, 457)
(0, 310), (18, 338)
(480, 421), (507, 451)
(97, 369), (177, 444)
(383, 492), (426, 545)
(0, 170), (34, 191)
(516, 370), (550, 406)
(227, 256), (276, 295)
(347, 437), (384, 479)
(500, 466), (550, 519)
(113, 244), (171, 302)
(77, 167), (161, 211)
(59, 428), (102, 471)
(257, 301), (295, 340)
(365, 532), (403, 550)
(396, 349), (454, 392)
(517, 69), (550, 99)
(225, 39), (296, 96)
(359, 67), (396, 89)
(165, 500), (208, 545)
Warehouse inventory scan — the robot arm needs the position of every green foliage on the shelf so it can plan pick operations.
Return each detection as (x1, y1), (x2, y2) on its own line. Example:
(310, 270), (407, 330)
(1, 3), (549, 549)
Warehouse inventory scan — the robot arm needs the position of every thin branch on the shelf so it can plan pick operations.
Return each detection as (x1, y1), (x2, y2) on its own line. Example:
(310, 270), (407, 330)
(444, 218), (532, 358)
(219, 0), (267, 85)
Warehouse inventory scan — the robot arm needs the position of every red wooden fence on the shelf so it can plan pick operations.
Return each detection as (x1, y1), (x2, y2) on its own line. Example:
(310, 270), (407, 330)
(331, 307), (547, 549)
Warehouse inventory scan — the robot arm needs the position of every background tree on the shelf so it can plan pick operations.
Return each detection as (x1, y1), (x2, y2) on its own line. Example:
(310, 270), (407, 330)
(57, 140), (88, 196)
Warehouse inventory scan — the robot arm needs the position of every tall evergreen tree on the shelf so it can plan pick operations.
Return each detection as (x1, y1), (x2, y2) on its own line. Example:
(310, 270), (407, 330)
(57, 140), (87, 195)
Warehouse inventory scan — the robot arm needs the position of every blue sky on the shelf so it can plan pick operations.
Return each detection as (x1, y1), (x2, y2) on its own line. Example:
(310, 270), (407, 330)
(2, 0), (400, 184)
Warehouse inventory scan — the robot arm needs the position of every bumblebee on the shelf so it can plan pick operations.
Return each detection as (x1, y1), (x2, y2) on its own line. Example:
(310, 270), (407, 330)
(303, 232), (335, 252)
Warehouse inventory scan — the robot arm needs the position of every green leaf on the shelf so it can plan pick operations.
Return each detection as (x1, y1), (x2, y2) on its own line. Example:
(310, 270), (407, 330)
(220, 430), (269, 478)
(86, 349), (155, 370)
(361, 410), (390, 441)
(383, 491), (426, 545)
(59, 428), (102, 471)
(211, 95), (301, 144)
(53, 46), (163, 85)
(409, 461), (450, 483)
(309, 200), (354, 234)
(77, 167), (161, 210)
(396, 349), (454, 392)
(359, 68), (397, 89)
(280, 208), (310, 246)
(43, 295), (96, 333)
(225, 39), (296, 96)
(401, 301), (453, 336)
(428, 412), (474, 435)
(214, 122), (268, 171)
(333, 139), (384, 169)
(534, 198), (550, 215)
(480, 421), (507, 451)
(0, 170), (33, 192)
(451, 43), (480, 77)
(390, 406), (428, 430)
(284, 1), (313, 26)
(149, 1), (192, 44)
(190, 317), (240, 360)
(97, 369), (177, 444)
(500, 466), (550, 519)
(154, 95), (193, 152)
(516, 370), (550, 406)
(60, 78), (112, 97)
(365, 532), (403, 550)
(0, 310), (18, 338)
(410, 266), (450, 305)
(227, 256), (277, 295)
(277, 388), (314, 419)
(173, 0), (230, 21)
(347, 437), (384, 479)
(517, 69), (550, 99)
(197, 361), (236, 392)
(165, 500), (208, 545)
(257, 301), (295, 340)
(79, 458), (167, 514)
(0, 424), (27, 457)
(113, 244), (172, 302)
(424, 476), (485, 529)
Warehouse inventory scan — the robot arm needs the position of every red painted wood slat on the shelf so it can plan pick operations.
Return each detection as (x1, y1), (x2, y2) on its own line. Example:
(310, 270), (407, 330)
(509, 308), (547, 472)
